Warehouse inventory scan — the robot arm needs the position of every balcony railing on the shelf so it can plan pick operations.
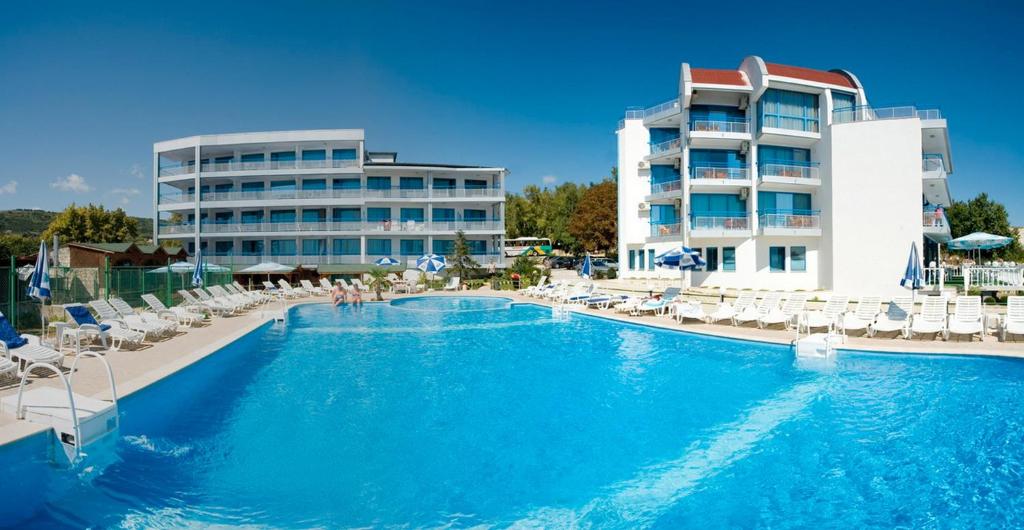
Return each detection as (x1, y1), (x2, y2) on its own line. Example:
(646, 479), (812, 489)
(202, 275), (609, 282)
(650, 222), (682, 238)
(833, 105), (942, 124)
(922, 156), (945, 173)
(157, 166), (195, 177)
(197, 159), (360, 173)
(649, 137), (682, 156)
(158, 220), (504, 235)
(690, 216), (750, 231)
(159, 187), (504, 205)
(644, 99), (681, 118)
(923, 209), (948, 230)
(650, 180), (682, 195)
(617, 108), (645, 130)
(759, 162), (820, 180)
(690, 166), (748, 180)
(689, 120), (750, 134)
(759, 211), (821, 230)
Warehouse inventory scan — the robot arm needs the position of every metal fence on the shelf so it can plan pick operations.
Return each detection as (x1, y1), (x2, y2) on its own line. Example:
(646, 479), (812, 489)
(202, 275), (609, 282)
(1, 258), (234, 333)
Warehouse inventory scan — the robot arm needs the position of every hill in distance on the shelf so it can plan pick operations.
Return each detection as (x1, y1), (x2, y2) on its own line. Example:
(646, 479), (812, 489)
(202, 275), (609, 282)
(0, 209), (154, 241)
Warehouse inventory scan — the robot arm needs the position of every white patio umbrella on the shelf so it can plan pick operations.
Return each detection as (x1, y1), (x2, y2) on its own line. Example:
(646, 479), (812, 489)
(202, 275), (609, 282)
(240, 261), (296, 282)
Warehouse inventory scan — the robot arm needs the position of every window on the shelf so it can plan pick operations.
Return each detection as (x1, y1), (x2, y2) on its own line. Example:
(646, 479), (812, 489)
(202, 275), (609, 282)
(270, 239), (296, 256)
(400, 239), (424, 256)
(214, 155), (234, 164)
(705, 247), (719, 272)
(689, 193), (747, 216)
(638, 250), (645, 270)
(333, 239), (360, 256)
(241, 211), (263, 224)
(332, 148), (357, 161)
(791, 246), (807, 272)
(366, 208), (391, 222)
(650, 165), (681, 186)
(464, 179), (487, 190)
(270, 180), (296, 192)
(240, 153), (264, 163)
(723, 247), (736, 271)
(241, 181), (264, 192)
(758, 89), (819, 133)
(302, 209), (325, 223)
(467, 240), (487, 254)
(689, 105), (746, 129)
(689, 149), (745, 178)
(758, 192), (811, 213)
(301, 149), (326, 161)
(832, 91), (856, 112)
(649, 127), (681, 144)
(332, 208), (361, 222)
(240, 240), (263, 255)
(302, 239), (326, 256)
(432, 208), (455, 222)
(214, 212), (233, 224)
(302, 179), (326, 190)
(433, 178), (456, 189)
(400, 208), (424, 223)
(629, 250), (636, 270)
(463, 209), (486, 221)
(433, 239), (454, 255)
(214, 241), (233, 255)
(758, 146), (812, 167)
(648, 249), (655, 271)
(214, 183), (233, 193)
(332, 178), (360, 190)
(650, 204), (680, 224)
(366, 239), (391, 255)
(367, 176), (391, 190)
(270, 210), (296, 223)
(270, 151), (296, 162)
(769, 246), (786, 272)
(400, 177), (424, 190)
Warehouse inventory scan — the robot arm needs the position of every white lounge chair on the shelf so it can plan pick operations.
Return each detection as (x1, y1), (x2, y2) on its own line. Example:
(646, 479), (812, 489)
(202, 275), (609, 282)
(142, 293), (204, 326)
(909, 296), (948, 339)
(673, 300), (707, 323)
(799, 295), (850, 334)
(0, 311), (64, 374)
(319, 278), (334, 292)
(443, 276), (460, 291)
(706, 291), (758, 325)
(585, 293), (628, 309)
(90, 299), (169, 341)
(613, 296), (644, 314)
(520, 276), (547, 296)
(278, 279), (309, 297)
(559, 283), (593, 304)
(262, 280), (283, 294)
(225, 284), (268, 305)
(632, 288), (681, 316)
(947, 296), (984, 341)
(759, 293), (808, 329)
(195, 288), (247, 312)
(179, 289), (233, 316)
(64, 303), (144, 351)
(870, 296), (913, 338)
(350, 278), (371, 293)
(733, 292), (781, 327)
(838, 296), (882, 337)
(110, 297), (178, 335)
(1001, 296), (1024, 341)
(301, 279), (327, 295)
(208, 285), (255, 309)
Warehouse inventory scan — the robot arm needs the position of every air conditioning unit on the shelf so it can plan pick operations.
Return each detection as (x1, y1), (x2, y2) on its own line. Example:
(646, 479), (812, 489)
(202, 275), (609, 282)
(674, 198), (683, 208)
(673, 159), (681, 170)
(739, 141), (750, 155)
(739, 188), (749, 200)
(637, 202), (650, 212)
(638, 160), (649, 169)
(738, 96), (749, 110)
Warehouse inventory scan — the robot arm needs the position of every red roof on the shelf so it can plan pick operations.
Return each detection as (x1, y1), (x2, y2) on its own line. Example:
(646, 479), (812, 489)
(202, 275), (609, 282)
(765, 63), (855, 89)
(690, 68), (748, 86)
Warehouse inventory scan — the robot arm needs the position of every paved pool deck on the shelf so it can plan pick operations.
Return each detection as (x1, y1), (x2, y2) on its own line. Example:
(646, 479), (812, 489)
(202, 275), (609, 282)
(0, 288), (1021, 447)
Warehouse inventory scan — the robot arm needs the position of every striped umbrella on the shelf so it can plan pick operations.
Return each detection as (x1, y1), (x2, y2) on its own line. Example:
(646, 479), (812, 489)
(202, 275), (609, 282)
(900, 242), (923, 292)
(27, 240), (51, 337)
(579, 254), (593, 279)
(655, 247), (706, 270)
(191, 249), (205, 287)
(374, 257), (401, 266)
(416, 254), (447, 273)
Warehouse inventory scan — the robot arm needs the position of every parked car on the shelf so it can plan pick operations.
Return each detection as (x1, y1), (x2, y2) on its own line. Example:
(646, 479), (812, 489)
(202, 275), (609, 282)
(576, 258), (618, 274)
(545, 256), (578, 269)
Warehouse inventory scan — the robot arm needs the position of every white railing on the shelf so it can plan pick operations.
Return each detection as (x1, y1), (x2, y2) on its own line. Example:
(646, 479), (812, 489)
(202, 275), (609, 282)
(617, 109), (646, 129)
(158, 166), (194, 177)
(650, 222), (682, 237)
(759, 163), (819, 180)
(649, 137), (682, 156)
(690, 216), (750, 231)
(923, 211), (948, 230)
(650, 180), (682, 195)
(644, 99), (681, 118)
(690, 166), (748, 180)
(690, 120), (750, 134)
(197, 159), (361, 173)
(759, 213), (821, 230)
(833, 105), (943, 124)
(159, 187), (503, 206)
(964, 266), (1024, 290)
(160, 220), (504, 235)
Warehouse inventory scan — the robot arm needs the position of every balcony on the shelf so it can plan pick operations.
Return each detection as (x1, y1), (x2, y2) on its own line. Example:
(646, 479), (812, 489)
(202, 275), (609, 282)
(758, 161), (821, 188)
(647, 179), (682, 201)
(617, 108), (645, 130)
(923, 209), (952, 243)
(642, 99), (682, 127)
(647, 137), (682, 160)
(157, 165), (195, 178)
(689, 215), (751, 238)
(758, 211), (822, 236)
(157, 187), (505, 207)
(922, 156), (951, 207)
(198, 159), (360, 173)
(688, 166), (751, 191)
(832, 105), (942, 124)
(687, 119), (751, 149)
(648, 222), (682, 241)
(157, 219), (504, 237)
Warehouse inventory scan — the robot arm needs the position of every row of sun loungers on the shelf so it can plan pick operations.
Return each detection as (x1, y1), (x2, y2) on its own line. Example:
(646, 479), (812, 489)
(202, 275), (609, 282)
(523, 279), (1023, 342)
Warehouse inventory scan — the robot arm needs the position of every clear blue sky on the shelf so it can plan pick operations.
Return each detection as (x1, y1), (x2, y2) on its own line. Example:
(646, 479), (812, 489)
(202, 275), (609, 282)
(1, 1), (1022, 223)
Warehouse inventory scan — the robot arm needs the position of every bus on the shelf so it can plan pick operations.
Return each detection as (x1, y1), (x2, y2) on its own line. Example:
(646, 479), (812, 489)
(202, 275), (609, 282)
(504, 237), (553, 257)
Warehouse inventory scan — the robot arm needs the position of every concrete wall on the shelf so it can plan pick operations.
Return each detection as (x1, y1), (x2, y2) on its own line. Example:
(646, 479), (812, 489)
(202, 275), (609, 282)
(617, 118), (651, 276)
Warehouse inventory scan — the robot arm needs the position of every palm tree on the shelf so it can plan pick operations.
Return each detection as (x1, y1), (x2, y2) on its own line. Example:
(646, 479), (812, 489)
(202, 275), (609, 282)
(367, 267), (391, 301)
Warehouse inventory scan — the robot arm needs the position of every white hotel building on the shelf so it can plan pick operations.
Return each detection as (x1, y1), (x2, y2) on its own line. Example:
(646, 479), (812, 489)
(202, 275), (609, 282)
(153, 130), (506, 272)
(617, 56), (952, 297)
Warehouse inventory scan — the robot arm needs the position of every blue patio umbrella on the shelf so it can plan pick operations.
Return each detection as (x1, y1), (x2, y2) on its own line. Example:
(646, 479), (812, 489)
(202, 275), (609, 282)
(900, 242), (924, 304)
(947, 232), (1013, 251)
(27, 240), (51, 336)
(416, 254), (446, 274)
(579, 254), (593, 279)
(374, 257), (401, 266)
(655, 247), (707, 270)
(192, 249), (205, 287)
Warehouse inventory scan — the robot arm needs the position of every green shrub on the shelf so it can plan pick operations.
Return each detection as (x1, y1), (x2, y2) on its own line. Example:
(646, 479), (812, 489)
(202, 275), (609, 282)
(607, 268), (617, 279)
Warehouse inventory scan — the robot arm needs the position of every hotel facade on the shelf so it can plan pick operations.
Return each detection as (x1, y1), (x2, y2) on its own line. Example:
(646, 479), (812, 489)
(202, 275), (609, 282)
(153, 130), (506, 271)
(616, 56), (952, 297)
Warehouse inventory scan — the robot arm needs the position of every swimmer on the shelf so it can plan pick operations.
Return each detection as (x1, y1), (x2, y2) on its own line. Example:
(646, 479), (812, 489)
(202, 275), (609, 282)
(332, 280), (347, 306)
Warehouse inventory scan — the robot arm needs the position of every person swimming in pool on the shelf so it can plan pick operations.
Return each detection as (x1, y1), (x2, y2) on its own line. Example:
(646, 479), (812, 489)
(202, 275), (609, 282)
(332, 280), (347, 307)
(350, 286), (362, 307)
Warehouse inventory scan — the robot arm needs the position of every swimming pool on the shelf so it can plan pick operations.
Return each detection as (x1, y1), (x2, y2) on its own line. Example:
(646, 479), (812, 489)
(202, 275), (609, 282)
(4, 296), (1024, 528)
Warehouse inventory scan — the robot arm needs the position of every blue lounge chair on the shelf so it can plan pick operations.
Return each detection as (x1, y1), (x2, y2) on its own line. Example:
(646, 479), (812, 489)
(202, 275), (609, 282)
(0, 311), (63, 374)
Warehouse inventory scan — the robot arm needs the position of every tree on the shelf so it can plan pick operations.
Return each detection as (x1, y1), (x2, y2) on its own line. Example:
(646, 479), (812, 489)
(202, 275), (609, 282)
(449, 230), (479, 284)
(366, 267), (391, 301)
(42, 204), (139, 244)
(569, 178), (618, 254)
(0, 234), (38, 262)
(945, 193), (1023, 260)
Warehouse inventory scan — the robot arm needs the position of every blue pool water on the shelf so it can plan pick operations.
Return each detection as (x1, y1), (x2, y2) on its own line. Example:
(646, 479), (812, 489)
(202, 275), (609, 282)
(4, 296), (1024, 528)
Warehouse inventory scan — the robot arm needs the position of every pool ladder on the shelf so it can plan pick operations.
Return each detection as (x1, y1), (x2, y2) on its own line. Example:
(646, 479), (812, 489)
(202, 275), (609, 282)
(0, 351), (119, 465)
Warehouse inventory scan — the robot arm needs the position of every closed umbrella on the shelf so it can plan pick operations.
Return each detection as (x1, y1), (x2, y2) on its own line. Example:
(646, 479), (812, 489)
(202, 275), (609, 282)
(191, 249), (205, 287)
(579, 254), (593, 279)
(900, 242), (924, 305)
(27, 241), (51, 337)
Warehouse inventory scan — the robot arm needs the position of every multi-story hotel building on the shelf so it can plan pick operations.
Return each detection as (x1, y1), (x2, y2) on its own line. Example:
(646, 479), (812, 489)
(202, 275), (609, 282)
(153, 130), (506, 271)
(617, 56), (952, 297)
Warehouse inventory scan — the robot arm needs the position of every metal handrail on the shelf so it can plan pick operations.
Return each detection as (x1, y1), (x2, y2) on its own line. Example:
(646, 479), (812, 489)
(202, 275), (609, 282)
(690, 216), (750, 230)
(689, 120), (750, 134)
(15, 362), (82, 461)
(690, 166), (748, 180)
(833, 105), (942, 124)
(644, 99), (681, 118)
(650, 180), (682, 194)
(759, 212), (821, 229)
(649, 137), (682, 155)
(759, 163), (820, 180)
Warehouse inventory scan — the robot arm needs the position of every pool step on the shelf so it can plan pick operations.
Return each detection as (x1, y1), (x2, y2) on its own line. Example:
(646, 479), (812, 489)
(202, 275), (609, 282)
(794, 332), (843, 358)
(0, 387), (119, 464)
